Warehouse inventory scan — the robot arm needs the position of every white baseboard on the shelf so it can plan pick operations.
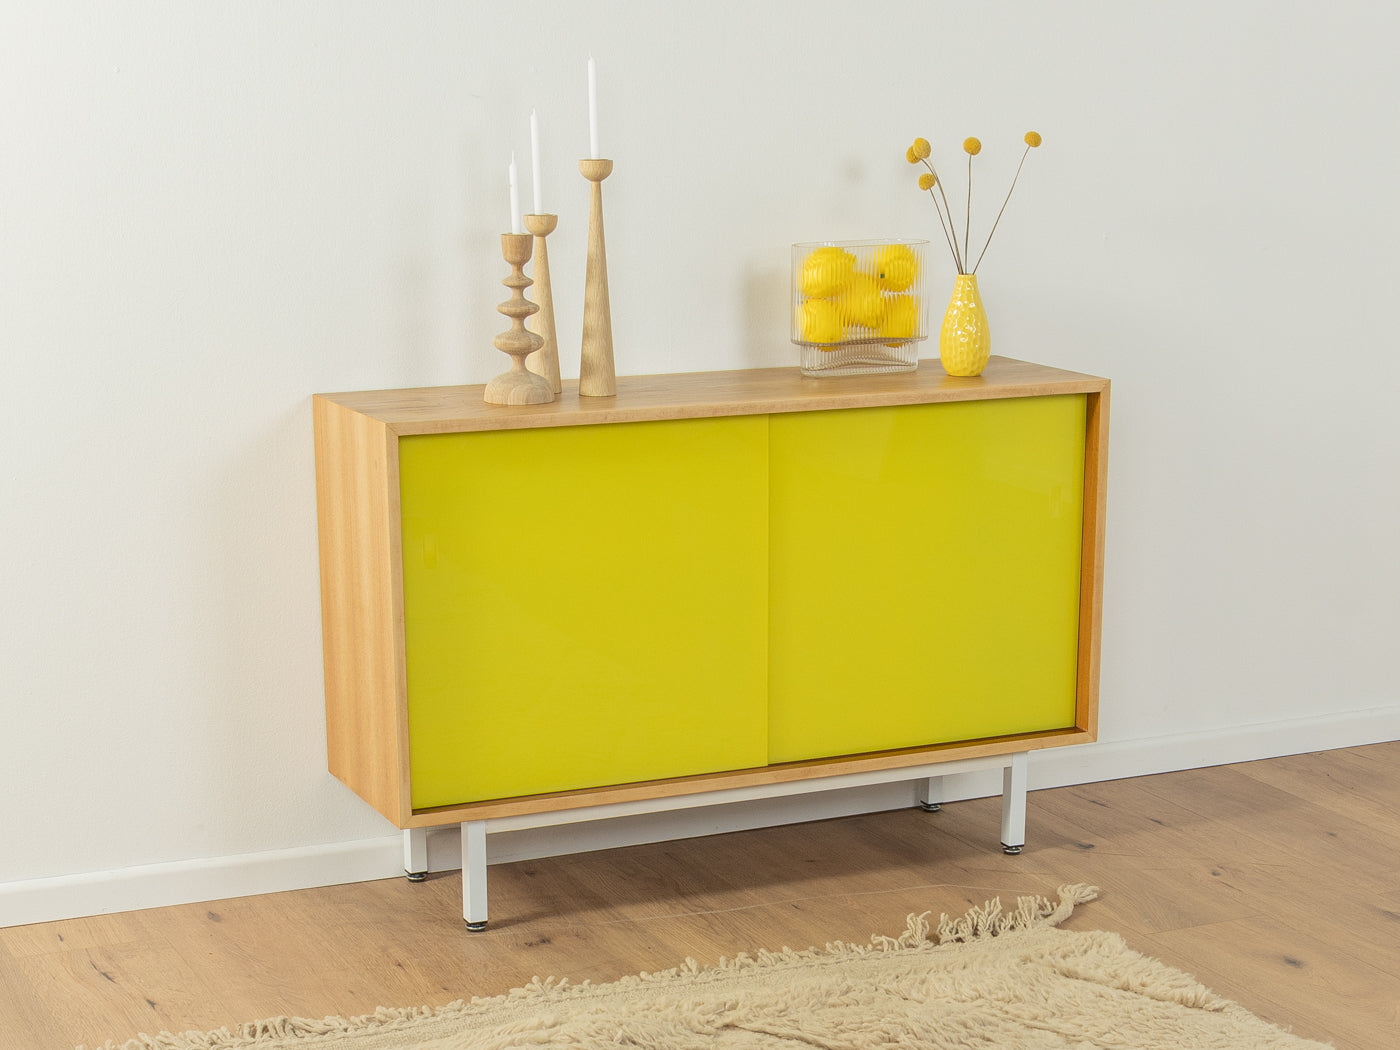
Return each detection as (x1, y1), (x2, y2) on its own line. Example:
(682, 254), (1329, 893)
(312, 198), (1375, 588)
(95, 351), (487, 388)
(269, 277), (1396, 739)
(4, 706), (1396, 928)
(0, 838), (406, 930)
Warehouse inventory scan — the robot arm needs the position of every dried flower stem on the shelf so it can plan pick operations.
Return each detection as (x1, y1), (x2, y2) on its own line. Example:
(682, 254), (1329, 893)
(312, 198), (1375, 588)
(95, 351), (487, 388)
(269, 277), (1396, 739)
(920, 159), (964, 274)
(964, 152), (973, 274)
(972, 144), (1032, 274)
(939, 175), (967, 273)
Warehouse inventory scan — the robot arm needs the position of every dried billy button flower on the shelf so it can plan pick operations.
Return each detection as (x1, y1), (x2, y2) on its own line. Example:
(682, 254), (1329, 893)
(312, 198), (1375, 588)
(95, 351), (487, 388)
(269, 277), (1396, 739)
(907, 131), (1042, 274)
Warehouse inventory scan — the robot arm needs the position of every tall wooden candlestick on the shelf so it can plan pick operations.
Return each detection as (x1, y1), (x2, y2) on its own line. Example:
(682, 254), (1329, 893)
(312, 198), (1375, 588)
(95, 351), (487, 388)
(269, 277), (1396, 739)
(523, 213), (561, 394)
(484, 233), (553, 406)
(578, 158), (615, 397)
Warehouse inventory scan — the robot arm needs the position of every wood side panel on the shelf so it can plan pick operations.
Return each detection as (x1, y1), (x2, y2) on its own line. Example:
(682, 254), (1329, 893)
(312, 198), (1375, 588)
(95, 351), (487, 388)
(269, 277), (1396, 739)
(313, 396), (409, 825)
(315, 356), (1111, 436)
(1076, 385), (1110, 736)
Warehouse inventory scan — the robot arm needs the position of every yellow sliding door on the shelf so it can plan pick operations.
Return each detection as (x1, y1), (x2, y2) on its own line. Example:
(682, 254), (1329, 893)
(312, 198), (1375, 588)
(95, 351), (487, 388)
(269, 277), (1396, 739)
(399, 415), (770, 809)
(767, 395), (1087, 763)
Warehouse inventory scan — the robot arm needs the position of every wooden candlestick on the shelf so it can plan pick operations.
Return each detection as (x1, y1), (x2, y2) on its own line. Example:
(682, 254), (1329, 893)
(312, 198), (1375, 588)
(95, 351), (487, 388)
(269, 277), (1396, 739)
(578, 158), (615, 397)
(484, 233), (553, 406)
(523, 213), (561, 394)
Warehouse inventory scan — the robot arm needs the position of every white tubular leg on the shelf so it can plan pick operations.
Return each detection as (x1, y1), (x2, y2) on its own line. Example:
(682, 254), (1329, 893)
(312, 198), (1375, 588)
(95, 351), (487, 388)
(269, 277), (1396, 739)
(403, 827), (428, 881)
(1001, 752), (1029, 854)
(916, 775), (944, 812)
(462, 820), (488, 930)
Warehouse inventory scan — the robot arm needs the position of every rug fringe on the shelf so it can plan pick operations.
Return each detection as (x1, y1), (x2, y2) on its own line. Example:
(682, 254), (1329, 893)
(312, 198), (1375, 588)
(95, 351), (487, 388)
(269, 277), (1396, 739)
(80, 884), (1099, 1050)
(935, 882), (1099, 944)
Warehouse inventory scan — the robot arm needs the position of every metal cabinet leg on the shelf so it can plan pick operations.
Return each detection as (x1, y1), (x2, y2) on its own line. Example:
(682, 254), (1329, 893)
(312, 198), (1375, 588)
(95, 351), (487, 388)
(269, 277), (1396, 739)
(462, 820), (488, 931)
(916, 775), (944, 812)
(403, 827), (428, 882)
(1001, 752), (1028, 854)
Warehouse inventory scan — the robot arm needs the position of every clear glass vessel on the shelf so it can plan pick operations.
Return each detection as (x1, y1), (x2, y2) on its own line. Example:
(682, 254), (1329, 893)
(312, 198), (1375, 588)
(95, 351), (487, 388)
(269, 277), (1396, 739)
(791, 239), (929, 377)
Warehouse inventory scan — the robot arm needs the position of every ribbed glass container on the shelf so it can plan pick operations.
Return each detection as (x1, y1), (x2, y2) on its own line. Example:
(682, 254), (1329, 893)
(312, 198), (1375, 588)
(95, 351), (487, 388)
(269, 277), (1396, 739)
(791, 239), (928, 377)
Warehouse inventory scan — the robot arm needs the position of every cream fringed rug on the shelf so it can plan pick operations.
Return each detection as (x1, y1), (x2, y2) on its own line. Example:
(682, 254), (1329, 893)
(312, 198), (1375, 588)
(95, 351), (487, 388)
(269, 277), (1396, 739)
(89, 885), (1328, 1050)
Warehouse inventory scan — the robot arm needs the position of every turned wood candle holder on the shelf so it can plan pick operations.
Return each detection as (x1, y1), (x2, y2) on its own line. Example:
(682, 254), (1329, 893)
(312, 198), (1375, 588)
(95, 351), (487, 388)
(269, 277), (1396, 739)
(523, 213), (561, 394)
(578, 158), (615, 397)
(484, 233), (553, 406)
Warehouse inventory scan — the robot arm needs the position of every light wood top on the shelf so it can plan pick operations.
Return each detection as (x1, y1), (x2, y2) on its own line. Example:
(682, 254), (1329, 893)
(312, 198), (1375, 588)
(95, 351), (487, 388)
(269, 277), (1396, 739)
(315, 356), (1109, 436)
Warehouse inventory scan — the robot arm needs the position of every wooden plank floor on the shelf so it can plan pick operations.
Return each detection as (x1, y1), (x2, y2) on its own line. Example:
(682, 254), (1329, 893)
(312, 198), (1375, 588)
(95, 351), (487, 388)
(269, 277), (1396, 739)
(3, 741), (1397, 1049)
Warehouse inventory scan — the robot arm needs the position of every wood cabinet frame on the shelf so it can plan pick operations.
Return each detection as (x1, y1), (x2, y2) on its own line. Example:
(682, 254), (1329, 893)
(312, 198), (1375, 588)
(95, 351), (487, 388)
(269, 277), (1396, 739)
(313, 356), (1109, 922)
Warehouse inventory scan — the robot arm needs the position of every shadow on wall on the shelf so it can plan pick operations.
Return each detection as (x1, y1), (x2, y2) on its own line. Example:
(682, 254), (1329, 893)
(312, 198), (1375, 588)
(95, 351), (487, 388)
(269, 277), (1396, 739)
(195, 397), (389, 850)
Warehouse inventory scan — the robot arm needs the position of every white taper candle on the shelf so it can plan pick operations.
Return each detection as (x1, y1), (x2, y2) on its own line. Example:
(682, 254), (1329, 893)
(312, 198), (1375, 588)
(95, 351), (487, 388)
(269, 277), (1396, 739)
(530, 109), (543, 215)
(588, 56), (599, 159)
(508, 153), (521, 235)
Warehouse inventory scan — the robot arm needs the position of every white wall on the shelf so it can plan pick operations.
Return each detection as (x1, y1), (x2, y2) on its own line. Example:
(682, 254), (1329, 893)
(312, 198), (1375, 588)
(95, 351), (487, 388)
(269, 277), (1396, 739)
(3, 2), (1397, 924)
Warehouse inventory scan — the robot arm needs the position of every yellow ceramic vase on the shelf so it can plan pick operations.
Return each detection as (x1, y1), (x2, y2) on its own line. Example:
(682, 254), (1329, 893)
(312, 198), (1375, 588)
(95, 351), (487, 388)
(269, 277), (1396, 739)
(938, 274), (991, 377)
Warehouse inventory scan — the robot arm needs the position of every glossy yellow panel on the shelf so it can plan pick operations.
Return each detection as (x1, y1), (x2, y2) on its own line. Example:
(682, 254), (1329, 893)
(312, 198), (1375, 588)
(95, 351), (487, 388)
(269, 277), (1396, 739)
(768, 395), (1086, 763)
(399, 416), (769, 809)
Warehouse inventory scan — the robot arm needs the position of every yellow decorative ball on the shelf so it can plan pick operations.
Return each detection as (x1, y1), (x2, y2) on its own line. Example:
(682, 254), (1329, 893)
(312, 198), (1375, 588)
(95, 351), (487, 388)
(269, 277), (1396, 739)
(800, 299), (844, 346)
(1024, 131), (1042, 148)
(905, 146), (918, 164)
(963, 137), (982, 156)
(838, 273), (884, 329)
(917, 172), (936, 191)
(912, 137), (931, 160)
(872, 244), (919, 292)
(800, 246), (857, 299)
(878, 294), (918, 342)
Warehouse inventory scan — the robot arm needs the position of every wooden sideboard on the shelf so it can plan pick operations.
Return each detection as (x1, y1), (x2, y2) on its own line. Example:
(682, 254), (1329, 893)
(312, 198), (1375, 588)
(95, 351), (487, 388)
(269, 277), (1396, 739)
(313, 356), (1109, 928)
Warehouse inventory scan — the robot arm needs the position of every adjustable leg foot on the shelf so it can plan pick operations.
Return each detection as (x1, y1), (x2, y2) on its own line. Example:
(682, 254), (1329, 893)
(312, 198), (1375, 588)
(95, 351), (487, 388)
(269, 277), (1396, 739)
(465, 920), (488, 932)
(916, 775), (944, 813)
(1001, 843), (1024, 855)
(403, 827), (428, 882)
